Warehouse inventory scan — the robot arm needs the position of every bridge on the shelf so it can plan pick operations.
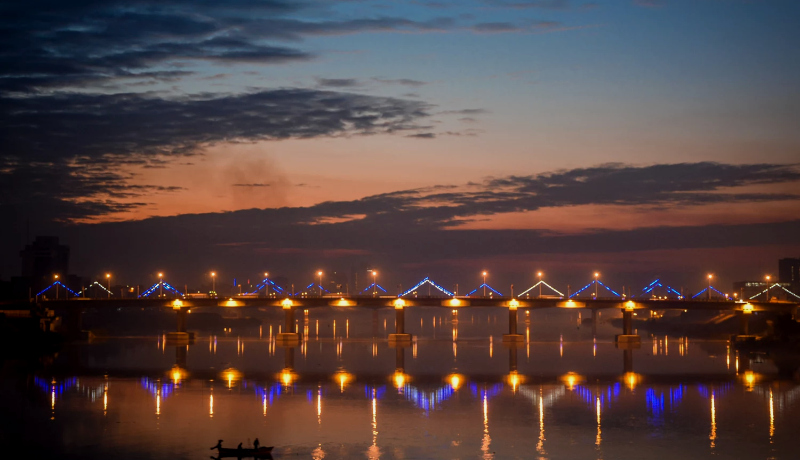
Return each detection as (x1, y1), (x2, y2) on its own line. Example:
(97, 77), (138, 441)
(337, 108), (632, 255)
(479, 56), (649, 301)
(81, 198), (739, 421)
(6, 290), (797, 347)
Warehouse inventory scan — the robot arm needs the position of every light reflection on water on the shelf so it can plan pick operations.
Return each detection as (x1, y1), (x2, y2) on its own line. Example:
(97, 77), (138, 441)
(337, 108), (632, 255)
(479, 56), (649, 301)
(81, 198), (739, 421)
(2, 307), (799, 459)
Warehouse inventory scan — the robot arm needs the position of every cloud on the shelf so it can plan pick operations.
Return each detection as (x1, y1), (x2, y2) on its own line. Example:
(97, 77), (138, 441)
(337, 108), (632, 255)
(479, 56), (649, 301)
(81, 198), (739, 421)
(0, 89), (432, 165)
(482, 0), (571, 9)
(373, 78), (429, 87)
(439, 108), (490, 115)
(0, 89), (433, 223)
(315, 78), (363, 88)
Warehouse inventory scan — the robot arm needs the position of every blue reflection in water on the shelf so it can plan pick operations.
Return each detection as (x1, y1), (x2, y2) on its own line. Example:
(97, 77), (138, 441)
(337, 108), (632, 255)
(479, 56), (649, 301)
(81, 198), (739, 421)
(34, 376), (78, 396)
(140, 377), (174, 399)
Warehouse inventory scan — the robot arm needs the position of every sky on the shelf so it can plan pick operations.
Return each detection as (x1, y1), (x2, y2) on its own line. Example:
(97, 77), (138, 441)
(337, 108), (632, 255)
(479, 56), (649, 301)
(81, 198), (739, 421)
(1, 0), (799, 293)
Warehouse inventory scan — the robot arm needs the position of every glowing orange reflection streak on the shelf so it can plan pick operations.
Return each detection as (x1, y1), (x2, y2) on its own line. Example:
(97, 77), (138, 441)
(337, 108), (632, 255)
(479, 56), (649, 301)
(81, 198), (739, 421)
(710, 391), (716, 449)
(317, 387), (322, 425)
(769, 388), (774, 441)
(596, 397), (602, 448)
(481, 393), (493, 459)
(537, 393), (545, 455)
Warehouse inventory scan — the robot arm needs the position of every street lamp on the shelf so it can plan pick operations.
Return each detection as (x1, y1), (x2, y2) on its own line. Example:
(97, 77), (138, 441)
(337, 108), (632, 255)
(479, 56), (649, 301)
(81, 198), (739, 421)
(594, 272), (599, 298)
(158, 272), (164, 298)
(537, 271), (543, 298)
(482, 271), (488, 297)
(211, 272), (216, 296)
(54, 274), (59, 299)
(765, 275), (771, 301)
(106, 273), (111, 298)
(318, 271), (323, 297)
(707, 274), (713, 301)
(372, 270), (378, 296)
(264, 272), (269, 298)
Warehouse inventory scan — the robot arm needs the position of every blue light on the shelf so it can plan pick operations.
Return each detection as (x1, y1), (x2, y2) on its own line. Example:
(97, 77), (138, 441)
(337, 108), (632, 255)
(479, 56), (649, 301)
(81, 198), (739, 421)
(568, 279), (621, 298)
(36, 281), (80, 297)
(361, 283), (388, 294)
(399, 277), (454, 297)
(245, 278), (285, 295)
(465, 283), (503, 297)
(138, 280), (184, 298)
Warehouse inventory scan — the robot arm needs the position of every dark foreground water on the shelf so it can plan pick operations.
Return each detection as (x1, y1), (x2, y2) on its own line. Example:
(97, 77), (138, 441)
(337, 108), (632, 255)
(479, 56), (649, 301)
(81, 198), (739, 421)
(1, 307), (798, 459)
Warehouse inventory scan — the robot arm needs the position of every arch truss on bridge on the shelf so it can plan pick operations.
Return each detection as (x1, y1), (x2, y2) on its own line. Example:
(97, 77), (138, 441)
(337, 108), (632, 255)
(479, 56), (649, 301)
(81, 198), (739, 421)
(138, 280), (184, 298)
(517, 280), (564, 298)
(36, 281), (81, 298)
(569, 279), (621, 298)
(301, 283), (330, 296)
(691, 285), (725, 299)
(81, 281), (114, 297)
(638, 279), (682, 299)
(246, 278), (285, 296)
(749, 283), (800, 301)
(361, 283), (387, 294)
(466, 283), (503, 297)
(399, 277), (454, 297)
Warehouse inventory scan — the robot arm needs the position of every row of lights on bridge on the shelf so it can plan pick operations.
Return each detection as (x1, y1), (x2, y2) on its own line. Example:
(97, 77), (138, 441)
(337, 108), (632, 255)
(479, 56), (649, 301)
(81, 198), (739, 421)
(54, 270), (777, 298)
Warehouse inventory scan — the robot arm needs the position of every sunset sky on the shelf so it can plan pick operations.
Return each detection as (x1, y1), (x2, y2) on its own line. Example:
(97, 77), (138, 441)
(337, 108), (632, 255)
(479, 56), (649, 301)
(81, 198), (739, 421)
(1, 0), (799, 290)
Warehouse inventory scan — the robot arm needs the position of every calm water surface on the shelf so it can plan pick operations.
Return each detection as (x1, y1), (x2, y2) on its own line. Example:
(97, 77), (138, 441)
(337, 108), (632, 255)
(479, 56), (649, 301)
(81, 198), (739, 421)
(1, 307), (798, 459)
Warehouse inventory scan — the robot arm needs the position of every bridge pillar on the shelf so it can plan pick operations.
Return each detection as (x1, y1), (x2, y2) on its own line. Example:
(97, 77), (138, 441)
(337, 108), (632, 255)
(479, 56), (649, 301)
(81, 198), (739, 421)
(177, 308), (187, 332)
(395, 346), (405, 371)
(389, 299), (412, 343)
(167, 307), (193, 343)
(502, 302), (524, 343)
(615, 307), (641, 347)
(733, 310), (757, 342)
(509, 347), (518, 372)
(277, 300), (300, 346)
(591, 309), (598, 337)
(623, 349), (633, 374)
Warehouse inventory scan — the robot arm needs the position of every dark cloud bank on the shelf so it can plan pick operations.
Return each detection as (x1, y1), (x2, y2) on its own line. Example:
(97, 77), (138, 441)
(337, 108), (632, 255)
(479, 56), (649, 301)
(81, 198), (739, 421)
(2, 162), (795, 288)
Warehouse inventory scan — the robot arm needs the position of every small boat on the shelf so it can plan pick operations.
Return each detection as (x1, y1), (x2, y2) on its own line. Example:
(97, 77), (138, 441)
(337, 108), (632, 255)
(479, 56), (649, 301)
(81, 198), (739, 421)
(211, 440), (273, 458)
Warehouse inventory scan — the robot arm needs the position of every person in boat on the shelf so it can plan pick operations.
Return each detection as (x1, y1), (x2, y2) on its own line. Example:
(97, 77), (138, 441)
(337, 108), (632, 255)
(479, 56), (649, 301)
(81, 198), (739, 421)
(211, 440), (224, 450)
(237, 442), (243, 450)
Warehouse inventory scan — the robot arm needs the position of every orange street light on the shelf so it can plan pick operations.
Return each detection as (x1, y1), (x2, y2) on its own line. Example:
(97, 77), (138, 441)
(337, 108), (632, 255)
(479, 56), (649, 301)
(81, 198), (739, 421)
(482, 271), (488, 297)
(537, 271), (543, 297)
(594, 272), (600, 298)
(106, 273), (112, 298)
(318, 271), (323, 297)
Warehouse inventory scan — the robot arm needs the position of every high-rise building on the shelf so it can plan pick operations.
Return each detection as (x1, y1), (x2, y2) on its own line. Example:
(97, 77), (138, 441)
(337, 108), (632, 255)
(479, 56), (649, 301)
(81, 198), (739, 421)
(20, 236), (69, 280)
(778, 258), (800, 284)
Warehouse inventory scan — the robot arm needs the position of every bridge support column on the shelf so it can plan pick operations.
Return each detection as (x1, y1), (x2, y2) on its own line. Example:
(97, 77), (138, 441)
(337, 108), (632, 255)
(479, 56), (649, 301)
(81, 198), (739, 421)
(615, 307), (641, 347)
(591, 309), (598, 337)
(502, 302), (524, 343)
(733, 310), (756, 341)
(167, 307), (194, 343)
(277, 302), (300, 346)
(623, 349), (633, 374)
(389, 300), (412, 343)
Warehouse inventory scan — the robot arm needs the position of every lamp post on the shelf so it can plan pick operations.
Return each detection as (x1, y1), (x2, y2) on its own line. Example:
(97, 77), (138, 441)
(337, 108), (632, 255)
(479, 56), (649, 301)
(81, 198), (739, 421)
(537, 272), (543, 298)
(211, 272), (216, 296)
(482, 271), (487, 297)
(264, 272), (269, 298)
(707, 274), (713, 301)
(54, 274), (59, 299)
(765, 275), (771, 301)
(158, 273), (164, 298)
(594, 272), (599, 298)
(318, 271), (323, 297)
(106, 273), (111, 298)
(372, 270), (378, 296)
